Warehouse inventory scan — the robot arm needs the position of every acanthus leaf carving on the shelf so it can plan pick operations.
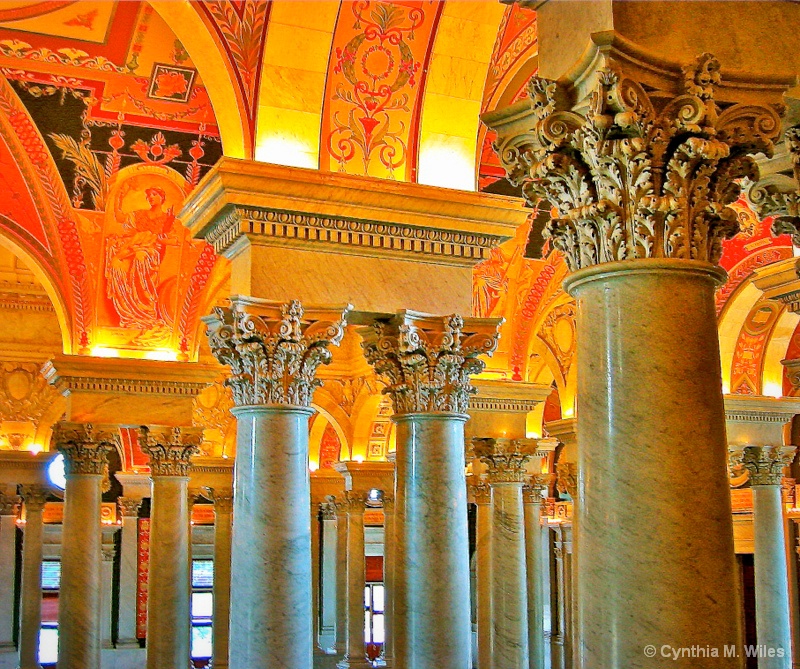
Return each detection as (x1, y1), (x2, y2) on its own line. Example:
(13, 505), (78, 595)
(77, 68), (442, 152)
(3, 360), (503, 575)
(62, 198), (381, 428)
(358, 313), (502, 415)
(486, 54), (782, 271)
(139, 425), (202, 477)
(203, 298), (351, 408)
(51, 421), (118, 476)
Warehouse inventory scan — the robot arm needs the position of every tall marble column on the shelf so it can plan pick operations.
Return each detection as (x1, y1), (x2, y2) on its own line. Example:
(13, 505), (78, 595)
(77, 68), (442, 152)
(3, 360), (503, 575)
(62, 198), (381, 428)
(338, 491), (371, 669)
(382, 491), (395, 668)
(333, 497), (348, 657)
(0, 489), (20, 653)
(523, 479), (547, 669)
(320, 501), (339, 653)
(733, 445), (796, 668)
(100, 544), (116, 649)
(53, 422), (117, 669)
(18, 485), (48, 669)
(140, 426), (201, 669)
(310, 500), (325, 660)
(359, 313), (501, 669)
(204, 487), (233, 669)
(485, 56), (780, 668)
(471, 480), (493, 669)
(205, 298), (349, 669)
(474, 438), (532, 669)
(116, 497), (142, 648)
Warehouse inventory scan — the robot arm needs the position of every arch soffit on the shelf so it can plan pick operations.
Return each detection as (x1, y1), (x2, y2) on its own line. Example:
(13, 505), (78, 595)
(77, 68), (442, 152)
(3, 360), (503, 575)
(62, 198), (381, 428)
(718, 280), (763, 394)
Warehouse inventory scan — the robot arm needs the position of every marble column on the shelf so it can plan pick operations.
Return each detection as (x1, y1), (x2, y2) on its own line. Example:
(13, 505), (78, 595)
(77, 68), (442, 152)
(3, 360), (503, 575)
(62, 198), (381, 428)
(474, 438), (532, 669)
(733, 445), (796, 668)
(555, 461), (577, 669)
(471, 480), (493, 669)
(204, 487), (233, 669)
(334, 497), (348, 657)
(485, 58), (774, 668)
(338, 491), (371, 669)
(0, 489), (20, 652)
(523, 480), (547, 669)
(116, 497), (142, 648)
(18, 485), (48, 669)
(311, 500), (324, 659)
(140, 426), (202, 669)
(320, 501), (338, 653)
(382, 492), (395, 667)
(53, 422), (117, 669)
(359, 312), (501, 669)
(205, 298), (349, 669)
(100, 544), (116, 649)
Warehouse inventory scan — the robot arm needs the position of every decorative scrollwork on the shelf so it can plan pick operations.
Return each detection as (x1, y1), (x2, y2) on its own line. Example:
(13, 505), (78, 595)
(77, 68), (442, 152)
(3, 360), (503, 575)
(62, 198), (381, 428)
(51, 422), (118, 476)
(471, 437), (536, 483)
(358, 312), (502, 415)
(729, 444), (796, 486)
(486, 54), (782, 271)
(204, 298), (351, 408)
(139, 425), (202, 477)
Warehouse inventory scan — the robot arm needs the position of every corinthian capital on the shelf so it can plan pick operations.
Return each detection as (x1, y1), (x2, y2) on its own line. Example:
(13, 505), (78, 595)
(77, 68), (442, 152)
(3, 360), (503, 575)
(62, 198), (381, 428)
(359, 312), (502, 415)
(730, 444), (797, 486)
(0, 490), (20, 516)
(484, 53), (782, 271)
(556, 462), (578, 498)
(20, 484), (49, 511)
(139, 426), (202, 477)
(203, 297), (351, 408)
(472, 437), (535, 483)
(52, 422), (118, 476)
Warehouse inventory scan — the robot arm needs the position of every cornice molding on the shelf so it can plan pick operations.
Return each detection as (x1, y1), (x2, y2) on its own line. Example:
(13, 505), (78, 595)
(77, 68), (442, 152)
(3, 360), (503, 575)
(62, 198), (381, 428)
(724, 395), (800, 423)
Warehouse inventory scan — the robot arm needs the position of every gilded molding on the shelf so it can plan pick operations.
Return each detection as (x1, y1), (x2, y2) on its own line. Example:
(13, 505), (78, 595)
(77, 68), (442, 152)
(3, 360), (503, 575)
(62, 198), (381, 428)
(359, 312), (502, 415)
(52, 422), (118, 476)
(206, 206), (502, 262)
(204, 298), (350, 408)
(468, 397), (541, 413)
(472, 437), (536, 484)
(485, 54), (782, 271)
(139, 426), (203, 477)
(47, 376), (208, 397)
(730, 445), (797, 486)
(725, 410), (796, 424)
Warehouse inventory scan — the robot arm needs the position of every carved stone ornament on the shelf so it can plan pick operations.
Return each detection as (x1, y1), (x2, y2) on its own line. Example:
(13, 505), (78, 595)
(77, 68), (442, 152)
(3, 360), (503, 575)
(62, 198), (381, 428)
(469, 480), (492, 505)
(0, 490), (21, 515)
(523, 474), (548, 503)
(556, 462), (578, 498)
(202, 486), (234, 515)
(345, 489), (370, 511)
(204, 298), (351, 408)
(19, 484), (49, 511)
(359, 312), (502, 415)
(139, 426), (203, 477)
(486, 53), (782, 271)
(472, 437), (536, 483)
(730, 444), (797, 486)
(51, 422), (119, 476)
(117, 497), (141, 518)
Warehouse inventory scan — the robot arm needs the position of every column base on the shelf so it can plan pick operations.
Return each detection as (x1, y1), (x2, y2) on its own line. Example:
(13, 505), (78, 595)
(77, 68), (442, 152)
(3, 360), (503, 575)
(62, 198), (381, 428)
(114, 638), (142, 649)
(336, 658), (374, 669)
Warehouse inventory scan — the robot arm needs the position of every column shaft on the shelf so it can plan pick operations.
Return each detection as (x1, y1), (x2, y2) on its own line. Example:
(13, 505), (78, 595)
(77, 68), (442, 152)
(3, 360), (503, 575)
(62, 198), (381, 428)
(19, 490), (46, 669)
(382, 499), (395, 667)
(147, 475), (191, 668)
(569, 261), (742, 668)
(474, 489), (493, 669)
(311, 503), (323, 656)
(100, 545), (115, 649)
(57, 474), (104, 669)
(339, 497), (369, 669)
(0, 499), (18, 650)
(116, 500), (141, 648)
(212, 499), (232, 669)
(320, 508), (338, 652)
(524, 497), (546, 669)
(335, 503), (348, 657)
(753, 485), (792, 668)
(394, 414), (471, 669)
(228, 406), (313, 669)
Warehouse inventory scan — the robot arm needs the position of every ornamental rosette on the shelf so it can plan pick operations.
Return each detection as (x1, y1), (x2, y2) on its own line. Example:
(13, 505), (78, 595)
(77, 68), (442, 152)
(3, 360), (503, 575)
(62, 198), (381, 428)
(359, 312), (502, 415)
(52, 421), (118, 476)
(485, 53), (782, 271)
(729, 444), (797, 486)
(472, 437), (535, 484)
(139, 426), (203, 477)
(204, 298), (351, 408)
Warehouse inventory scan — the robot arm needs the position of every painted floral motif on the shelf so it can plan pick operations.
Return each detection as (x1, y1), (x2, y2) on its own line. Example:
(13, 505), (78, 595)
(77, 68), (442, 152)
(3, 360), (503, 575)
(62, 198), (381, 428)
(324, 1), (441, 180)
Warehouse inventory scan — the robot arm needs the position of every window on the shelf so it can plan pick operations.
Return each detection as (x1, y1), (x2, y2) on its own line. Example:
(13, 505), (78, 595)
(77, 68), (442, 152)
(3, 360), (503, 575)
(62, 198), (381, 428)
(40, 560), (60, 665)
(192, 560), (214, 660)
(364, 583), (385, 645)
